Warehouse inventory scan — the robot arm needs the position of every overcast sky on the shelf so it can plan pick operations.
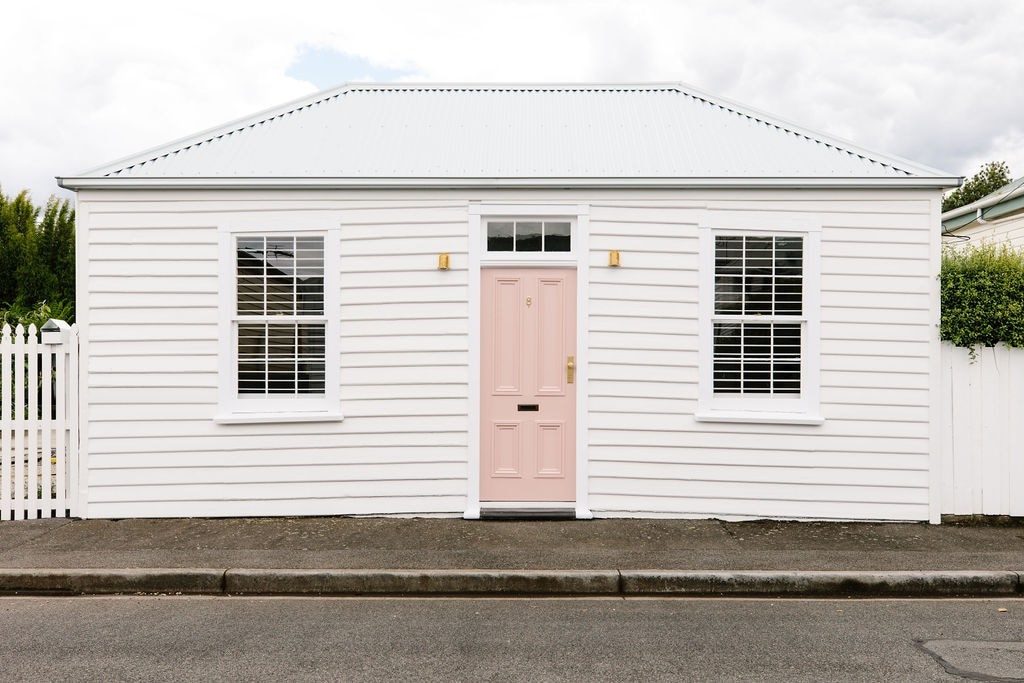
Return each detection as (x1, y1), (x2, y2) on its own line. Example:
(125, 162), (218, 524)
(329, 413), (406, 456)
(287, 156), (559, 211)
(2, 0), (1021, 203)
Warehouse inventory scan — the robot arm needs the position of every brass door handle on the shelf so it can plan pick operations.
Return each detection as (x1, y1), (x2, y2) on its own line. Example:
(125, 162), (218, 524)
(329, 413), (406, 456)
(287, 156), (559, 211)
(567, 356), (575, 384)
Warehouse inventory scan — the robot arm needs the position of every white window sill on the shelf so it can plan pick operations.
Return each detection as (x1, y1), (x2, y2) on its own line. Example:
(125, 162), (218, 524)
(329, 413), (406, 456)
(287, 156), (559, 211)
(695, 411), (824, 426)
(214, 411), (344, 425)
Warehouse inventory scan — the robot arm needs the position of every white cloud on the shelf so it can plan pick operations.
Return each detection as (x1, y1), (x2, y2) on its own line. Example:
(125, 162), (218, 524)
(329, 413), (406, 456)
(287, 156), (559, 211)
(2, 0), (1022, 202)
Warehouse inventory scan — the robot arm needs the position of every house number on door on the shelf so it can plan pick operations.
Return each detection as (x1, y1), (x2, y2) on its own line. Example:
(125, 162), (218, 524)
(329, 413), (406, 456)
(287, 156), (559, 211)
(526, 296), (532, 306)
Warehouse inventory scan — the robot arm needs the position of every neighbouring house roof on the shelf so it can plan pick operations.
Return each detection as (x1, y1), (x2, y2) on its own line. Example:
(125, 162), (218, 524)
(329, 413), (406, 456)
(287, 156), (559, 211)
(941, 175), (1024, 233)
(59, 82), (959, 190)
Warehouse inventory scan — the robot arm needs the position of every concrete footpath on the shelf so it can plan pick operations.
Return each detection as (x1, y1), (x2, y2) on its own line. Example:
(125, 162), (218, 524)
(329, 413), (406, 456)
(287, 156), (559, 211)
(0, 516), (1021, 598)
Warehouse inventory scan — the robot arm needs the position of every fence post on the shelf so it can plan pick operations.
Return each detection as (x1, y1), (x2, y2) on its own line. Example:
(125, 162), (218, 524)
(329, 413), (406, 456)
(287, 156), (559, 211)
(41, 320), (72, 517)
(1, 324), (11, 520)
(26, 324), (39, 518)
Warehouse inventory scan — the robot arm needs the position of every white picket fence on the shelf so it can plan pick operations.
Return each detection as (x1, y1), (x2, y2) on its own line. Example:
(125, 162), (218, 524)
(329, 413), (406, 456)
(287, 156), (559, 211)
(940, 342), (1024, 516)
(0, 321), (79, 520)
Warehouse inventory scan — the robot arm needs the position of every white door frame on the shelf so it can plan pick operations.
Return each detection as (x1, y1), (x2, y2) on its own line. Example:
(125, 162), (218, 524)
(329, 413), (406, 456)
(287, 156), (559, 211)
(465, 202), (592, 519)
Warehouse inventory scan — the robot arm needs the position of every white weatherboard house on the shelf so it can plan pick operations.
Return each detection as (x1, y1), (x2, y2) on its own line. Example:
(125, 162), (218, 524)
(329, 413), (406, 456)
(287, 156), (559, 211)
(59, 83), (959, 522)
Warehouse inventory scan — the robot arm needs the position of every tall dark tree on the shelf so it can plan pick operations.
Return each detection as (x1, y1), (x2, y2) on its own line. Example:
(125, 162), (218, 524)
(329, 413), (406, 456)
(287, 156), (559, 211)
(0, 187), (75, 322)
(943, 161), (1013, 212)
(35, 197), (76, 305)
(0, 190), (40, 306)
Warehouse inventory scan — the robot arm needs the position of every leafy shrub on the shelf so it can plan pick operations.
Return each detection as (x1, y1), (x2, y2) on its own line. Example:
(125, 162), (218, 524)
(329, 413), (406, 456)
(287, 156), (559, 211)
(0, 299), (74, 329)
(940, 243), (1024, 349)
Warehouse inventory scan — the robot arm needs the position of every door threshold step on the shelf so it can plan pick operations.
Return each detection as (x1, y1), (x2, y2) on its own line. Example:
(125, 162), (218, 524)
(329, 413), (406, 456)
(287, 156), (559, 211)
(480, 505), (577, 520)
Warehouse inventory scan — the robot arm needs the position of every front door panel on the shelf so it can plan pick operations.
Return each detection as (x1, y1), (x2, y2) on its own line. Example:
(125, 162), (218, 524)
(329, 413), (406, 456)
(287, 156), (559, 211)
(481, 268), (576, 501)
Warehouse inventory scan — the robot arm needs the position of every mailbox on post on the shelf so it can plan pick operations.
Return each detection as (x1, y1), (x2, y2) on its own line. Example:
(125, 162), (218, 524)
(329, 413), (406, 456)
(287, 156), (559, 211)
(40, 319), (71, 345)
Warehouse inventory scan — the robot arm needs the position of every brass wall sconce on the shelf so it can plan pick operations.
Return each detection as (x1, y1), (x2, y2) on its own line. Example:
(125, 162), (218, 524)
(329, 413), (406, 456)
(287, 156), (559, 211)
(438, 253), (450, 270)
(608, 250), (621, 267)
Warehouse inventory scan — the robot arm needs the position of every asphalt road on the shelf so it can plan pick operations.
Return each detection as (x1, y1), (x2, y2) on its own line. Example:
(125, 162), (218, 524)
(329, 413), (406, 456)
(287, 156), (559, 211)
(1, 596), (1022, 682)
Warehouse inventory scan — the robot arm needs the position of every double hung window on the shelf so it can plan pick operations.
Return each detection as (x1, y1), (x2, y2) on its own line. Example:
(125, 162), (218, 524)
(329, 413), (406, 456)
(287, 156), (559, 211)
(217, 230), (339, 423)
(236, 235), (326, 395)
(712, 235), (803, 395)
(698, 217), (821, 423)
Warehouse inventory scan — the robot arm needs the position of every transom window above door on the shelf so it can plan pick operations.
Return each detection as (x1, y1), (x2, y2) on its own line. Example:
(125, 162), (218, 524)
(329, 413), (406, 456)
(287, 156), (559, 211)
(486, 220), (571, 252)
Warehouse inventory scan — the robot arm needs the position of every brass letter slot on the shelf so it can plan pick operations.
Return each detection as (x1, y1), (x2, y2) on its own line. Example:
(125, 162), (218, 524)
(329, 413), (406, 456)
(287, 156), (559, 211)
(517, 404), (539, 412)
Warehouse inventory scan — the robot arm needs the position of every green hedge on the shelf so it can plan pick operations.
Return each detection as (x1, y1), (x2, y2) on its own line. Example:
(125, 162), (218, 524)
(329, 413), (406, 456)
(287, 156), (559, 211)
(940, 243), (1024, 348)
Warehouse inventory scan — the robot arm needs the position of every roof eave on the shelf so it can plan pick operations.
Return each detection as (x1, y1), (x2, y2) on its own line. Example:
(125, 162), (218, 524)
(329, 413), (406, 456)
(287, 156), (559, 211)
(58, 176), (961, 191)
(942, 191), (1024, 234)
(941, 177), (1024, 224)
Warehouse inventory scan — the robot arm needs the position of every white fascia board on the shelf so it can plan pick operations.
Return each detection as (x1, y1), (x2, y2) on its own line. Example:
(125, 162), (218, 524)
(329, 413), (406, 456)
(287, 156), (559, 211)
(57, 175), (962, 191)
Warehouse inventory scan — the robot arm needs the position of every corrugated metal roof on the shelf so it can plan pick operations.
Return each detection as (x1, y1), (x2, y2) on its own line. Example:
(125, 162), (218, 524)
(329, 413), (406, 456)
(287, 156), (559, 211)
(61, 83), (958, 189)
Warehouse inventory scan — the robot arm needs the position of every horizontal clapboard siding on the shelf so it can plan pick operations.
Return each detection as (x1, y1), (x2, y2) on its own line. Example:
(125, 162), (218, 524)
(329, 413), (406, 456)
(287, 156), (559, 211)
(946, 213), (1024, 251)
(79, 188), (938, 521)
(585, 194), (935, 521)
(81, 193), (470, 518)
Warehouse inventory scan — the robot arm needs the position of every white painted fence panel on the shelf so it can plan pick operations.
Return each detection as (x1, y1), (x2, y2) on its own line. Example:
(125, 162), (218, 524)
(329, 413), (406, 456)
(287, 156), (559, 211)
(940, 343), (1024, 516)
(0, 322), (79, 520)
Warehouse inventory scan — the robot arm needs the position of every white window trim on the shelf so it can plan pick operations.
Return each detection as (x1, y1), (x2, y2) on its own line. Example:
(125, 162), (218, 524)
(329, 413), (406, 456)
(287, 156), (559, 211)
(215, 223), (342, 424)
(696, 211), (823, 425)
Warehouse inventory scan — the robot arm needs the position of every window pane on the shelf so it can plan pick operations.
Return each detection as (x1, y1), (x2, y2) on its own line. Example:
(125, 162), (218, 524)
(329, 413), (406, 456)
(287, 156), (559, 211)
(237, 238), (266, 315)
(266, 275), (294, 314)
(516, 221), (542, 252)
(773, 362), (801, 393)
(487, 222), (514, 251)
(266, 323), (297, 359)
(237, 323), (265, 360)
(713, 361), (741, 391)
(714, 275), (743, 314)
(298, 323), (326, 359)
(715, 236), (743, 267)
(544, 222), (571, 252)
(298, 237), (325, 315)
(298, 361), (326, 393)
(744, 274), (772, 314)
(745, 237), (773, 272)
(743, 361), (772, 393)
(774, 277), (803, 315)
(712, 320), (803, 396)
(238, 362), (267, 394)
(713, 322), (741, 357)
(267, 364), (296, 394)
(297, 276), (324, 315)
(775, 236), (803, 264)
(774, 323), (802, 359)
(713, 234), (804, 318)
(744, 324), (771, 358)
(264, 237), (295, 276)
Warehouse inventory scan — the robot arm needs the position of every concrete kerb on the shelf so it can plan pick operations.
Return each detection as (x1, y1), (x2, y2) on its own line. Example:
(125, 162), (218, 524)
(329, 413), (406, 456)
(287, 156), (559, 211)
(620, 570), (1024, 598)
(0, 568), (225, 595)
(0, 569), (1020, 597)
(225, 569), (621, 596)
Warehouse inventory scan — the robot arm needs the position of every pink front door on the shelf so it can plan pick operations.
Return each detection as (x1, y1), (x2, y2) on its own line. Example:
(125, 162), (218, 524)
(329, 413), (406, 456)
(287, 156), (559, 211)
(480, 268), (576, 502)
